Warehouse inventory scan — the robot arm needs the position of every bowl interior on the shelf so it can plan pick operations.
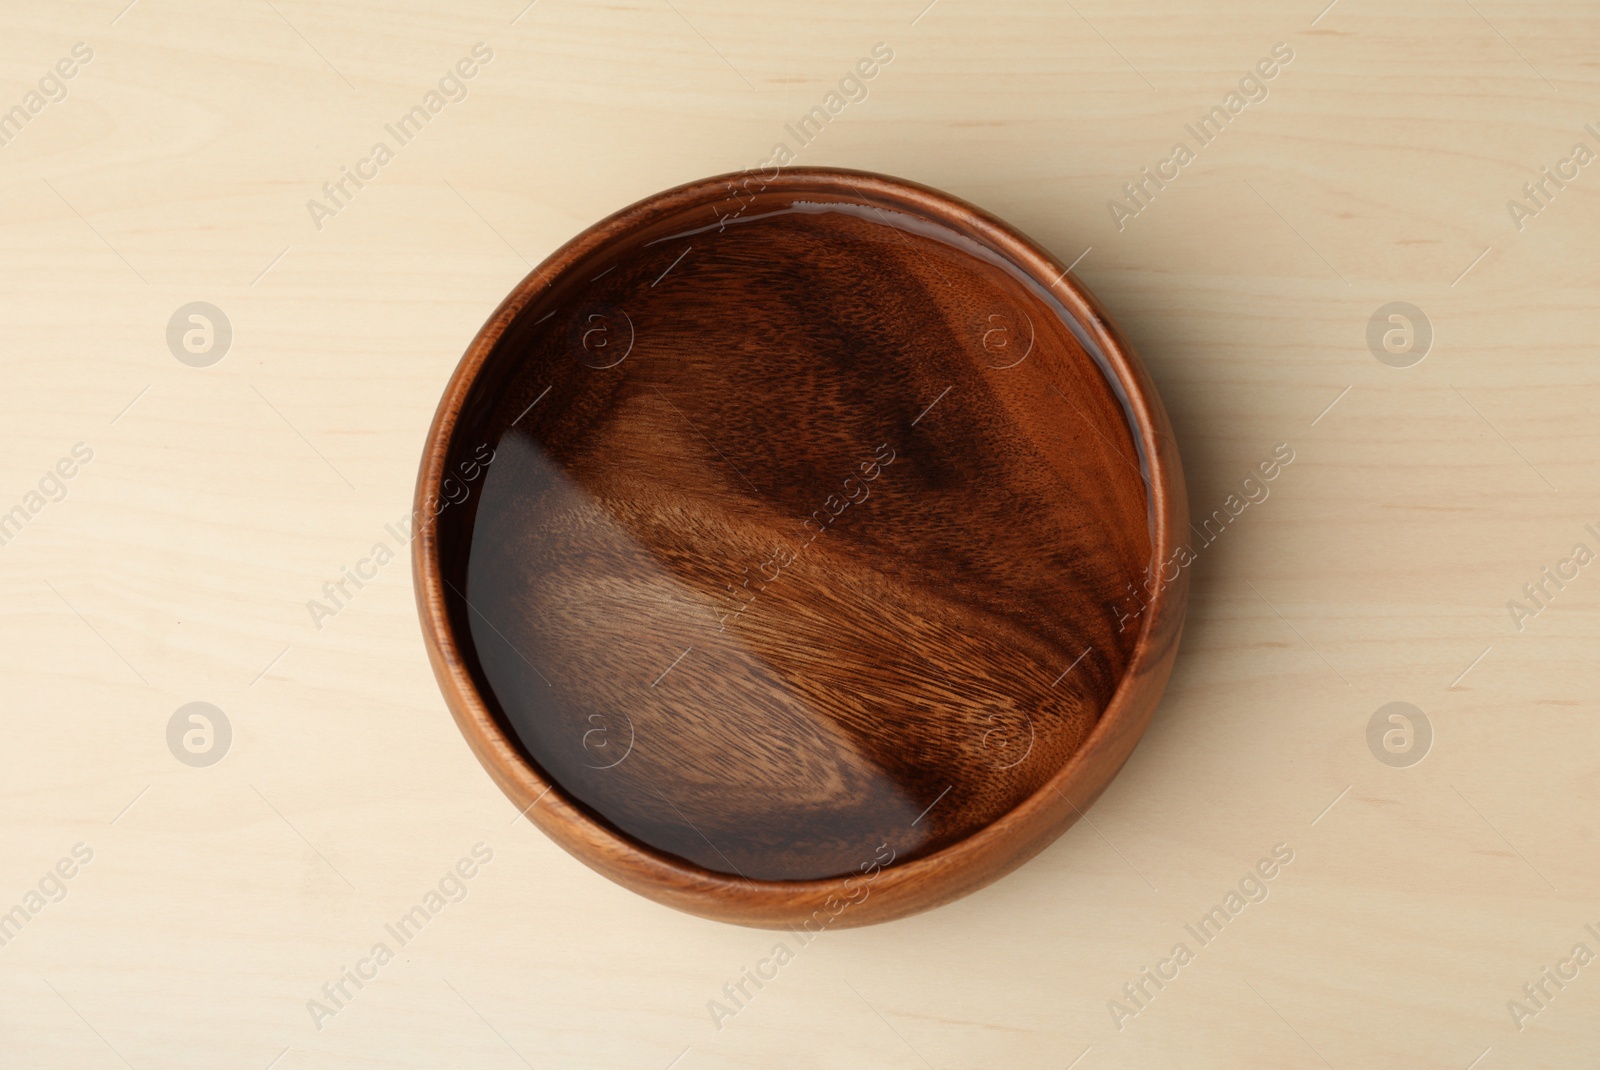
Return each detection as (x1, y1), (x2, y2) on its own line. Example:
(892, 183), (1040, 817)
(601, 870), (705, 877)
(430, 175), (1155, 883)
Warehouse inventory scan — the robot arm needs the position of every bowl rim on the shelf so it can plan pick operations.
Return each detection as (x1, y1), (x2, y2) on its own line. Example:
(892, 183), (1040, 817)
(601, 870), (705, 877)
(412, 165), (1188, 928)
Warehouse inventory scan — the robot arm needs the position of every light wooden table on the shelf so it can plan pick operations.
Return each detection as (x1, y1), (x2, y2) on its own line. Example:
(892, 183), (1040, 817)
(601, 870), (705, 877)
(4, 0), (1598, 1066)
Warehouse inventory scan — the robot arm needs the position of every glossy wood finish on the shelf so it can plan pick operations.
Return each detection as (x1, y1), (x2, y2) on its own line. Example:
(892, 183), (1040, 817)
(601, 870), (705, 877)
(414, 168), (1188, 927)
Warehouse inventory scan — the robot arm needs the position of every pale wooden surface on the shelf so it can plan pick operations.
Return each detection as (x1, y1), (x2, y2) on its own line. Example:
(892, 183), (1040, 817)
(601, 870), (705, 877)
(4, 0), (1599, 1066)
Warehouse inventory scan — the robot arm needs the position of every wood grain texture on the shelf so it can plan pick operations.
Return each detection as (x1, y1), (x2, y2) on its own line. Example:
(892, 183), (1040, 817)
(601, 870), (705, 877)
(415, 168), (1188, 921)
(8, 0), (1600, 1066)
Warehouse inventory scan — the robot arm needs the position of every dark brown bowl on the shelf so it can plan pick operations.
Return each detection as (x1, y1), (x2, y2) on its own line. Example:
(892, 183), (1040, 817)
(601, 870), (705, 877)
(413, 167), (1187, 928)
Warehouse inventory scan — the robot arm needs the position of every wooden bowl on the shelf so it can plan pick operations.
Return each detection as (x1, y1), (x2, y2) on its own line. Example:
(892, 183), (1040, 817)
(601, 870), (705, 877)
(413, 167), (1188, 928)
